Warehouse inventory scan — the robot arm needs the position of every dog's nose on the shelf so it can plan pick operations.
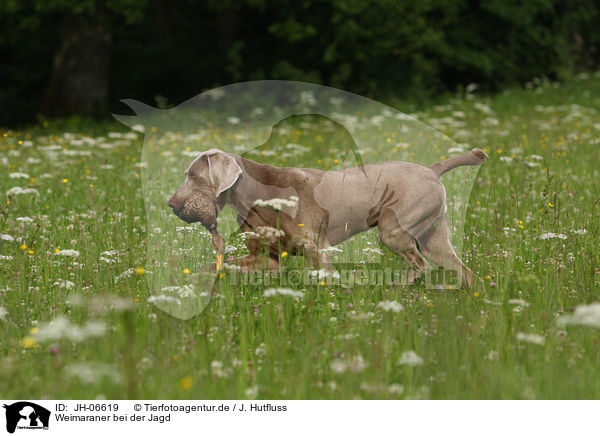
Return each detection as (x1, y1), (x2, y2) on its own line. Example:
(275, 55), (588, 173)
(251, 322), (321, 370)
(167, 197), (178, 209)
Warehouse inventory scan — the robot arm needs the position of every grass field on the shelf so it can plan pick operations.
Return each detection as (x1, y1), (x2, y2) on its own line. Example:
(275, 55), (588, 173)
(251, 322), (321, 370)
(1, 73), (600, 399)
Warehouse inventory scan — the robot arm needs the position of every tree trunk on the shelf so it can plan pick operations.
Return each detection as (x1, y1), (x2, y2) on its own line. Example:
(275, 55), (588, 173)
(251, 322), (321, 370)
(216, 6), (238, 81)
(40, 3), (111, 118)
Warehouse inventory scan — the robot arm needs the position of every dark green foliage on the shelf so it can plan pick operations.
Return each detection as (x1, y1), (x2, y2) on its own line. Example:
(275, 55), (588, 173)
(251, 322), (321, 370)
(0, 0), (598, 125)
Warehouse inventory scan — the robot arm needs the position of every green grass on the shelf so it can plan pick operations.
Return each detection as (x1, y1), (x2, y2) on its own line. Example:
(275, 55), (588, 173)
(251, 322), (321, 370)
(1, 73), (600, 399)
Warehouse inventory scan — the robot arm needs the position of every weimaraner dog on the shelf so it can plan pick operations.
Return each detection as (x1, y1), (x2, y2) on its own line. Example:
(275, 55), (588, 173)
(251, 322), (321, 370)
(168, 148), (487, 288)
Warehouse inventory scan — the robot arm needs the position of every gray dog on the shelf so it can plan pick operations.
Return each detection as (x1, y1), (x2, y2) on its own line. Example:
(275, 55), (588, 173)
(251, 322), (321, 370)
(168, 148), (487, 288)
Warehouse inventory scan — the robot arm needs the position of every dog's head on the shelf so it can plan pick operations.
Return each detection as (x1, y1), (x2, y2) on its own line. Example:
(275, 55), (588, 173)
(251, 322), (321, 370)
(167, 149), (242, 229)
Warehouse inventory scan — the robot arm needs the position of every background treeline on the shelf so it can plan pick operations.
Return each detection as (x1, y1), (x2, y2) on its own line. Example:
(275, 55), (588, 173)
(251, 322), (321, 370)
(1, 0), (599, 126)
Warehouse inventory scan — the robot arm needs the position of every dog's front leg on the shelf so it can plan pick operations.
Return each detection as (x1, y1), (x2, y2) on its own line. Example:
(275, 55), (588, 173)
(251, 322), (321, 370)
(301, 240), (334, 271)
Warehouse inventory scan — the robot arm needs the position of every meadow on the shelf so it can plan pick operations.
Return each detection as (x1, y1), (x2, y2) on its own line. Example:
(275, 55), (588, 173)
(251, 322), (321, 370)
(1, 73), (600, 399)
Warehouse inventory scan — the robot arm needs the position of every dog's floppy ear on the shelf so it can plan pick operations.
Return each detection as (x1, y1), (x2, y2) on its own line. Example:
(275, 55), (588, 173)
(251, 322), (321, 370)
(203, 149), (242, 197)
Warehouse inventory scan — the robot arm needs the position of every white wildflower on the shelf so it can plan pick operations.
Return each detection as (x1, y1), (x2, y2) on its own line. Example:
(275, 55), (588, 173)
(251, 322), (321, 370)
(245, 385), (259, 399)
(54, 249), (80, 257)
(106, 297), (135, 312)
(148, 295), (181, 305)
(320, 246), (343, 253)
(360, 382), (387, 393)
(397, 351), (424, 366)
(253, 196), (299, 211)
(376, 300), (404, 313)
(474, 102), (493, 114)
(162, 285), (196, 298)
(516, 332), (545, 345)
(538, 233), (567, 240)
(64, 363), (122, 385)
(6, 186), (40, 196)
(255, 226), (285, 242)
(239, 231), (261, 240)
(0, 234), (15, 242)
(485, 350), (499, 361)
(330, 355), (367, 374)
(557, 302), (600, 329)
(264, 288), (304, 298)
(0, 306), (8, 321)
(35, 316), (107, 342)
(53, 279), (75, 290)
(211, 360), (231, 378)
(523, 161), (541, 168)
(465, 83), (479, 94)
(570, 229), (587, 235)
(9, 172), (29, 179)
(286, 143), (310, 153)
(114, 268), (135, 283)
(348, 311), (375, 321)
(388, 384), (405, 395)
(255, 343), (267, 356)
(481, 117), (499, 126)
(100, 249), (120, 256)
(508, 299), (530, 307)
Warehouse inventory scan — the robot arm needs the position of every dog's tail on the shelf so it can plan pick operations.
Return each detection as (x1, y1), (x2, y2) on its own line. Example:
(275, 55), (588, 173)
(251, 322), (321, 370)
(429, 148), (488, 177)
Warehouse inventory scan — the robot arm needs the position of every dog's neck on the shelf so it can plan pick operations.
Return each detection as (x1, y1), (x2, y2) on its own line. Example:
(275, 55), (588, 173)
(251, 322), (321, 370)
(225, 156), (297, 219)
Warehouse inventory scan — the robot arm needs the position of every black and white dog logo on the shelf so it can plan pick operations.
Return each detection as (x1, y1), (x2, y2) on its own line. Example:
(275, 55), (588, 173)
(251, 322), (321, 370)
(3, 402), (50, 434)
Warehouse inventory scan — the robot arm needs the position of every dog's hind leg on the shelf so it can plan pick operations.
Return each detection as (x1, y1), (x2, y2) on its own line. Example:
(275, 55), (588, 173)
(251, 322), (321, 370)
(377, 208), (429, 284)
(418, 216), (480, 289)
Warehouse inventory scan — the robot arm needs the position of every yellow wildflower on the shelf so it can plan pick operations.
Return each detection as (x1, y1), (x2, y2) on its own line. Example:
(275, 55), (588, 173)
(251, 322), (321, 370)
(22, 336), (37, 348)
(179, 376), (193, 390)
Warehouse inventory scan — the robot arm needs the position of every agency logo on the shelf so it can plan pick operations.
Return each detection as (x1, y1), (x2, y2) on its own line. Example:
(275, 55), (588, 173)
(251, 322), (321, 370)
(115, 81), (483, 319)
(3, 402), (50, 434)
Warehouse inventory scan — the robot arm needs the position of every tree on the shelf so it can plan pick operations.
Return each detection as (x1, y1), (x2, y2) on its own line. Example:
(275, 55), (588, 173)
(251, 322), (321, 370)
(1, 0), (148, 118)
